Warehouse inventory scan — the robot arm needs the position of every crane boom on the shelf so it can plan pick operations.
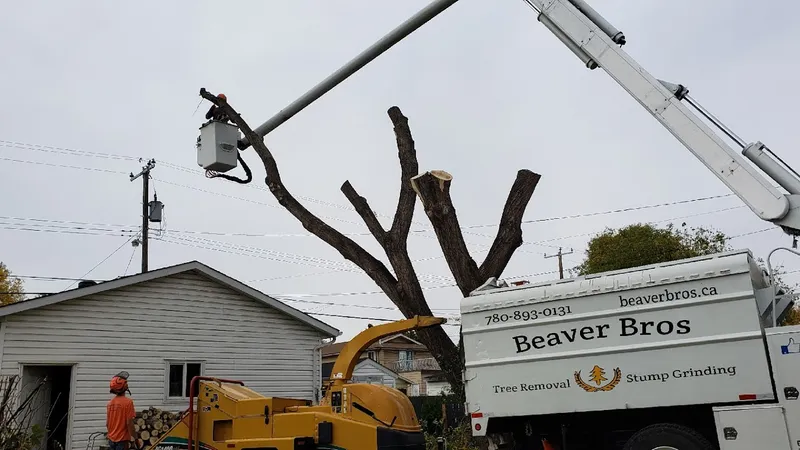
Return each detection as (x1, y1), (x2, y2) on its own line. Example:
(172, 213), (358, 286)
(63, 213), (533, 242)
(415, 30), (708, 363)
(526, 0), (800, 237)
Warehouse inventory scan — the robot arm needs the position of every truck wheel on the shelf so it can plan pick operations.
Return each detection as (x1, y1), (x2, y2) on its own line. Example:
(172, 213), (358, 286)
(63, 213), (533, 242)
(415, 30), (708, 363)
(623, 423), (716, 450)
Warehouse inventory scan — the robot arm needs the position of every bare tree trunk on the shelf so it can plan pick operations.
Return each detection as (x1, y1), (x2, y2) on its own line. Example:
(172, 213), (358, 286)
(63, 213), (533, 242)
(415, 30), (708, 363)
(199, 89), (540, 400)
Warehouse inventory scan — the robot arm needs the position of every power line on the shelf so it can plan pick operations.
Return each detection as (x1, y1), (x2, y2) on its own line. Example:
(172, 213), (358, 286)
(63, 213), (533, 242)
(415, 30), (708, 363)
(0, 216), (131, 228)
(1, 139), (426, 225)
(64, 235), (137, 290)
(273, 282), (457, 299)
(0, 201), (765, 262)
(248, 271), (343, 283)
(9, 275), (104, 282)
(307, 312), (460, 326)
(0, 219), (135, 235)
(3, 148), (753, 255)
(156, 233), (454, 284)
(1, 146), (788, 284)
(2, 216), (785, 287)
(151, 178), (367, 228)
(0, 224), (134, 238)
(520, 205), (747, 249)
(275, 295), (458, 312)
(2, 140), (746, 239)
(0, 140), (377, 230)
(0, 156), (128, 175)
(124, 246), (138, 276)
(0, 215), (372, 238)
(0, 198), (761, 261)
(156, 228), (458, 282)
(464, 194), (736, 229)
(9, 218), (785, 283)
(0, 220), (457, 283)
(730, 227), (779, 239)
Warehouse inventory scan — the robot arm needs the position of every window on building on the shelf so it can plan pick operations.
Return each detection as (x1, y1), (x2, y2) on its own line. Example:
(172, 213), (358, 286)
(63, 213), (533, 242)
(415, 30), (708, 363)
(167, 361), (203, 399)
(367, 351), (377, 361)
(397, 350), (414, 371)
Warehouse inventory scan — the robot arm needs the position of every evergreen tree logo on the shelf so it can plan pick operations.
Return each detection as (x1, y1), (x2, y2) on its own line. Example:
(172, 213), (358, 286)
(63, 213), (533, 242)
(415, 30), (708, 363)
(589, 365), (608, 385)
(575, 365), (622, 392)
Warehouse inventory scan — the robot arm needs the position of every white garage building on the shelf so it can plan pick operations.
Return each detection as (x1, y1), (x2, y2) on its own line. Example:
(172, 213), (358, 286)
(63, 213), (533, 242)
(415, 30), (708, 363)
(0, 261), (340, 450)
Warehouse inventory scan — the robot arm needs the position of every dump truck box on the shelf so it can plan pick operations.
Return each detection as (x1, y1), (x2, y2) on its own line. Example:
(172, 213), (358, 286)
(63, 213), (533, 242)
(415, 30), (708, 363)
(461, 249), (776, 423)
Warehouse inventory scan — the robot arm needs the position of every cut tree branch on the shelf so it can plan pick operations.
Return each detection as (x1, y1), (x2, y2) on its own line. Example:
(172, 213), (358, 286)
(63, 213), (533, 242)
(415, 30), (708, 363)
(479, 170), (541, 279)
(411, 170), (482, 297)
(387, 106), (418, 239)
(341, 181), (387, 243)
(412, 168), (541, 297)
(341, 107), (428, 313)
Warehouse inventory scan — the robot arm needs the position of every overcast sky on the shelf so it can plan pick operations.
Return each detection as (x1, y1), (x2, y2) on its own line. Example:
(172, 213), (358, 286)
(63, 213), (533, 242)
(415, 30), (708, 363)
(1, 0), (798, 341)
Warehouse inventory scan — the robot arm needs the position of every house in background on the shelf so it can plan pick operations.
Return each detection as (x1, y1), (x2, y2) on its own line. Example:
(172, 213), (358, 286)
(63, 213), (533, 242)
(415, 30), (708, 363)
(423, 373), (453, 396)
(321, 332), (443, 396)
(350, 358), (417, 395)
(0, 261), (339, 450)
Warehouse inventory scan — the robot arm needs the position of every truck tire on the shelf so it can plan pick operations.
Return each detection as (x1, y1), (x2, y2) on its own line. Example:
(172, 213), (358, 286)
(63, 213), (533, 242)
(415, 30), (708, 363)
(623, 423), (716, 450)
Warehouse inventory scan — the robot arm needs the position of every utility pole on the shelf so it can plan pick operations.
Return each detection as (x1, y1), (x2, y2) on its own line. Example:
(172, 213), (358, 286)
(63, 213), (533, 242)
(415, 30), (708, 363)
(544, 247), (574, 279)
(130, 159), (156, 273)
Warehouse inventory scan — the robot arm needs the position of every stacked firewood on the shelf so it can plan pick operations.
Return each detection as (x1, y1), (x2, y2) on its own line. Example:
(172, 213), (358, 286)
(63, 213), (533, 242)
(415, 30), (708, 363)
(132, 406), (181, 449)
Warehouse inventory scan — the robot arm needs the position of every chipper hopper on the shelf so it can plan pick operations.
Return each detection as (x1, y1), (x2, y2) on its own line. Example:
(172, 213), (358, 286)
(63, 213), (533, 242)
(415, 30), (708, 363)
(148, 315), (447, 450)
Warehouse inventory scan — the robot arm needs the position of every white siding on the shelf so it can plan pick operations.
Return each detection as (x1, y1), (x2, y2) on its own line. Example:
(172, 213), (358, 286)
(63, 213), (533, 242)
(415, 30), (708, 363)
(0, 271), (326, 450)
(352, 361), (398, 387)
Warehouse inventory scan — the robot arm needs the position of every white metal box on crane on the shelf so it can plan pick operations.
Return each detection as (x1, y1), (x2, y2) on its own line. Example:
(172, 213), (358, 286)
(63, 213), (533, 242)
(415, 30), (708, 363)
(197, 120), (240, 172)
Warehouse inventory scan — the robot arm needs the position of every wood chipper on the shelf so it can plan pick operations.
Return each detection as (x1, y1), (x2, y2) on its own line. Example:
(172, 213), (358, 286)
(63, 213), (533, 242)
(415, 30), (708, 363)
(148, 315), (446, 450)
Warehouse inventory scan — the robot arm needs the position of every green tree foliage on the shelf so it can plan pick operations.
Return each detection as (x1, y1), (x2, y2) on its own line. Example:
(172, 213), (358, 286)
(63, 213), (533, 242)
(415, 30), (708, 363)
(574, 223), (730, 276)
(782, 305), (800, 326)
(0, 262), (25, 305)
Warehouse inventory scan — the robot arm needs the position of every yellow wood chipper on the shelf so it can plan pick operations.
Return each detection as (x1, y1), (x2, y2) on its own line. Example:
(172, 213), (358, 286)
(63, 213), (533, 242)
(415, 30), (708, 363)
(149, 315), (446, 450)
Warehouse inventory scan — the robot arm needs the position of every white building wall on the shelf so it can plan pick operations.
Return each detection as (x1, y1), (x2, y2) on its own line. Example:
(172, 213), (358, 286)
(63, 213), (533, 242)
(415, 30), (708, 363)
(352, 361), (397, 387)
(0, 271), (327, 450)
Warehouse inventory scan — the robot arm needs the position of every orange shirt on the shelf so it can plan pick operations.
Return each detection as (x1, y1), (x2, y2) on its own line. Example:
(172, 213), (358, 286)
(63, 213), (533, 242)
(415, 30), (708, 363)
(106, 395), (135, 442)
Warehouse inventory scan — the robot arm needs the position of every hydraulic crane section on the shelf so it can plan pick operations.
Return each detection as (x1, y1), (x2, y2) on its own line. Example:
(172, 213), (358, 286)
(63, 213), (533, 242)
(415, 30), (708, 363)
(527, 0), (800, 236)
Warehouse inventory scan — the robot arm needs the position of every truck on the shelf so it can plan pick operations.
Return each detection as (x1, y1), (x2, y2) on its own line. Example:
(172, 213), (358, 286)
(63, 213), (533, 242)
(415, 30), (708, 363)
(461, 248), (800, 449)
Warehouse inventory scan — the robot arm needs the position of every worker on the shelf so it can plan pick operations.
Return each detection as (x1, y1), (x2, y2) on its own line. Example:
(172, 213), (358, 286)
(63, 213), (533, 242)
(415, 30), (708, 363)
(205, 93), (230, 122)
(106, 371), (136, 450)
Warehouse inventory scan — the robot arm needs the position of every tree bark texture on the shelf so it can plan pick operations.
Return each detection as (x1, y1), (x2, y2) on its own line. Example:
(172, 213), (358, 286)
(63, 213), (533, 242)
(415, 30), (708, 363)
(199, 89), (540, 400)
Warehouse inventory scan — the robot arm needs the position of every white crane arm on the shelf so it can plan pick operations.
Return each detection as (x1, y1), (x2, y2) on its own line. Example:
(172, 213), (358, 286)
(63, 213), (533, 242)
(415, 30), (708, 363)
(527, 0), (800, 236)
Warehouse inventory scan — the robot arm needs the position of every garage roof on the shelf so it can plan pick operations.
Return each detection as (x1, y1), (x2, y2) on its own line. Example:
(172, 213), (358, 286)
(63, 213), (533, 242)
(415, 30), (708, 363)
(0, 260), (341, 337)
